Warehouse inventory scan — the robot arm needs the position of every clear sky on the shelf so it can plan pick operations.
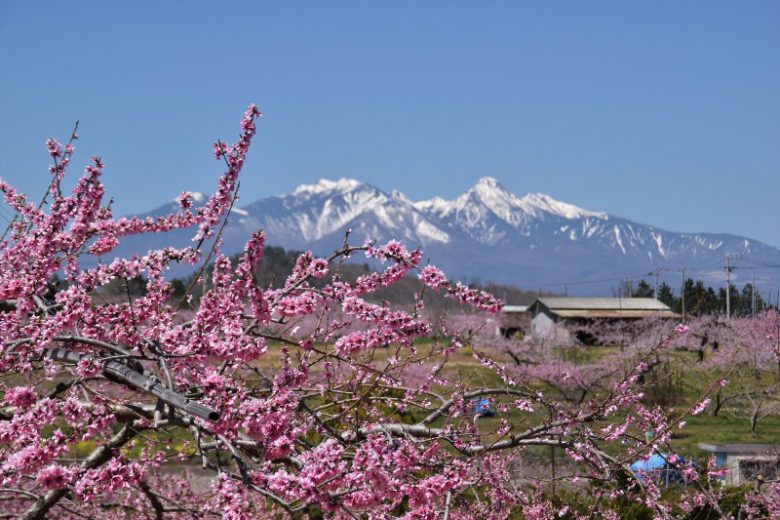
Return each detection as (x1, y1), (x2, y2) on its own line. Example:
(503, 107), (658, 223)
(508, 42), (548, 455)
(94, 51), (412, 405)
(1, 1), (778, 247)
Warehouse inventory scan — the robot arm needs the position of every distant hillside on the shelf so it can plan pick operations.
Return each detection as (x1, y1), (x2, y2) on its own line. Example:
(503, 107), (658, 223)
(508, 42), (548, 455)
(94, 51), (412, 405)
(169, 245), (546, 313)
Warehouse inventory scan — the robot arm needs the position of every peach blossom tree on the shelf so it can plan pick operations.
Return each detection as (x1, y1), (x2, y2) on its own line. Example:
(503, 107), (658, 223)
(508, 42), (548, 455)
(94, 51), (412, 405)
(1, 105), (770, 519)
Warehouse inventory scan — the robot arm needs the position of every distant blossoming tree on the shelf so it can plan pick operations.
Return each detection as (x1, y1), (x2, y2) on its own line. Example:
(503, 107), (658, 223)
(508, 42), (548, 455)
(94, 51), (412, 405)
(2, 105), (777, 518)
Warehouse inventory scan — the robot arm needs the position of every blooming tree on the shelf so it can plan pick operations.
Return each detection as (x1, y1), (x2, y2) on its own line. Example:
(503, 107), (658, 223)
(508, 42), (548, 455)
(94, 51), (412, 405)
(675, 312), (780, 433)
(1, 105), (775, 518)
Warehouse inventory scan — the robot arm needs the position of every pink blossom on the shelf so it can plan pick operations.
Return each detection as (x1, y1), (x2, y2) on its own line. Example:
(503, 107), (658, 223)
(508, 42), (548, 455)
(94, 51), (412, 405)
(36, 464), (74, 489)
(4, 386), (38, 408)
(76, 358), (102, 378)
(418, 265), (446, 289)
(691, 398), (711, 416)
(675, 323), (690, 335)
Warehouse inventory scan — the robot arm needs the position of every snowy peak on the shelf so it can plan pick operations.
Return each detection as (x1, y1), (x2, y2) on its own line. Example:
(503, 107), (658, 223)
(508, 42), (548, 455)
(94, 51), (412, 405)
(472, 176), (510, 195)
(292, 178), (364, 196)
(517, 193), (606, 220)
(416, 178), (604, 221)
(390, 189), (413, 205)
(413, 177), (606, 243)
(463, 177), (606, 221)
(243, 177), (454, 247)
(466, 177), (521, 211)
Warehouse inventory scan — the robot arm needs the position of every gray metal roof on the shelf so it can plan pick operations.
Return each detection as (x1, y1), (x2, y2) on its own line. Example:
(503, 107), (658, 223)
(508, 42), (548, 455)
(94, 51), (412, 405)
(502, 305), (529, 313)
(536, 297), (672, 311)
(553, 309), (678, 319)
(699, 443), (780, 454)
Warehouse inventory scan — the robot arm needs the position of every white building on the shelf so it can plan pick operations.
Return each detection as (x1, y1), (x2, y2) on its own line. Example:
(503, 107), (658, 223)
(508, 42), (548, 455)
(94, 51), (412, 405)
(528, 297), (678, 341)
(699, 443), (780, 486)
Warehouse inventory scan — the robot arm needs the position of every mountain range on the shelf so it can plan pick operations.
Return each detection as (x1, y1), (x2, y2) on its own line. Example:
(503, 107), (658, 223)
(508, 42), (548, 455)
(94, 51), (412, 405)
(113, 177), (780, 295)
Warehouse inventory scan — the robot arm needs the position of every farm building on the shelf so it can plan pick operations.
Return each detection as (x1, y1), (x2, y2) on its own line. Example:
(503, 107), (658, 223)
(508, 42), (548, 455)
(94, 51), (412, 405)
(699, 443), (780, 486)
(497, 305), (530, 338)
(529, 297), (678, 341)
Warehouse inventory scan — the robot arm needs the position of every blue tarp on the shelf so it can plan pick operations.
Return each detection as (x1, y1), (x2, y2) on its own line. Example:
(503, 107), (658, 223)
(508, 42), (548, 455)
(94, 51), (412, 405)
(630, 453), (670, 472)
(630, 453), (691, 485)
(473, 398), (494, 417)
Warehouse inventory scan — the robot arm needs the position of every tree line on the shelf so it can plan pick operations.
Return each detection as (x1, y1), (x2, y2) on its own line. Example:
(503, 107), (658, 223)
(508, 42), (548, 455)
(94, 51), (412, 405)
(630, 278), (773, 317)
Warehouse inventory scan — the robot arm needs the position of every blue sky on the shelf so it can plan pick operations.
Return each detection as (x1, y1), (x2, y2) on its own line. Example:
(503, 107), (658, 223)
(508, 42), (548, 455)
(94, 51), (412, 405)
(1, 1), (778, 247)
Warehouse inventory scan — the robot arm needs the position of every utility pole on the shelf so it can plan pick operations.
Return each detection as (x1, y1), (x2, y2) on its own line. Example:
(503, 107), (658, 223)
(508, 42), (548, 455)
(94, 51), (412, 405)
(680, 267), (686, 319)
(725, 254), (736, 319)
(751, 266), (756, 317)
(650, 269), (660, 300)
(725, 255), (731, 319)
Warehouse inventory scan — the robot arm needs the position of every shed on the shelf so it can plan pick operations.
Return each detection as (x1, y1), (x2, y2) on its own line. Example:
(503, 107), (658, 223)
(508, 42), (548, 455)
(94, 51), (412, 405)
(529, 297), (678, 340)
(498, 305), (530, 338)
(698, 443), (780, 486)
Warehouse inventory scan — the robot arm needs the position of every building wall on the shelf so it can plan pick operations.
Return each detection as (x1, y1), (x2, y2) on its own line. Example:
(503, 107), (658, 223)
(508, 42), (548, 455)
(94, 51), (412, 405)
(722, 454), (780, 486)
(531, 312), (554, 338)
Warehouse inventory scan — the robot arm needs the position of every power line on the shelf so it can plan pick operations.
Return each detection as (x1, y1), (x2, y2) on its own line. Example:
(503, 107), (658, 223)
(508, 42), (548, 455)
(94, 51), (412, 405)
(530, 261), (778, 295)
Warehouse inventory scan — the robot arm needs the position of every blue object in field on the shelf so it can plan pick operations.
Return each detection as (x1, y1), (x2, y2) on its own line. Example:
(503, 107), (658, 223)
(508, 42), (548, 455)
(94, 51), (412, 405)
(630, 453), (669, 472)
(473, 398), (494, 417)
(630, 453), (690, 486)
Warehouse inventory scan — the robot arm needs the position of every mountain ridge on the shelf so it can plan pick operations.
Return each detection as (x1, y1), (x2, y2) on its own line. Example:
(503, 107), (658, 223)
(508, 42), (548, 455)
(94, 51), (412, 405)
(113, 177), (780, 294)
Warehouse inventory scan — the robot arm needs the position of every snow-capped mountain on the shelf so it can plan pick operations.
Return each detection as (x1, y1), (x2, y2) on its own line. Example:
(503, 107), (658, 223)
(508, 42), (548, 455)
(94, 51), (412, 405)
(109, 177), (780, 294)
(241, 179), (452, 249)
(413, 177), (607, 246)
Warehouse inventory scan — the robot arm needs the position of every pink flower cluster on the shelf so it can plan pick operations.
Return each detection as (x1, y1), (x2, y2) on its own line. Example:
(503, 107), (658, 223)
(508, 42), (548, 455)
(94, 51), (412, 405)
(74, 456), (146, 500)
(36, 464), (76, 489)
(3, 386), (38, 408)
